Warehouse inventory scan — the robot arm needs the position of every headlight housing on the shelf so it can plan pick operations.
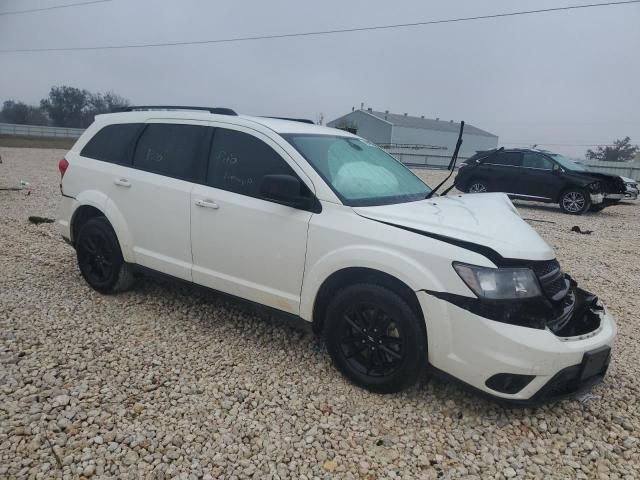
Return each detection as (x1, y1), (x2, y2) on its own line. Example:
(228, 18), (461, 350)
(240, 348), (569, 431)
(453, 263), (541, 300)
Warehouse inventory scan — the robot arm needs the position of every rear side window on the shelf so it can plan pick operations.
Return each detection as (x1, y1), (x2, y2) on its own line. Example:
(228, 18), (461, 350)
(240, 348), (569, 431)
(81, 123), (143, 164)
(133, 124), (211, 181)
(491, 152), (522, 167)
(207, 128), (297, 197)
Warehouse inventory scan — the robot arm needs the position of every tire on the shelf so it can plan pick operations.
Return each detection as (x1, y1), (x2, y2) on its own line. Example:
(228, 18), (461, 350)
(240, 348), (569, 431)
(324, 283), (428, 393)
(467, 179), (489, 193)
(559, 188), (591, 215)
(76, 216), (134, 294)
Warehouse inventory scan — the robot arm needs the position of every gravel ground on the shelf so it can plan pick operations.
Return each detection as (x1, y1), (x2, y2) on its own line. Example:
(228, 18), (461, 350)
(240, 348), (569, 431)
(1, 147), (639, 480)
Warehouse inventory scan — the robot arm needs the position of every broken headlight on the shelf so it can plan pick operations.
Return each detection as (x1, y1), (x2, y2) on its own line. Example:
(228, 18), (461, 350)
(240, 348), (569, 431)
(453, 263), (541, 300)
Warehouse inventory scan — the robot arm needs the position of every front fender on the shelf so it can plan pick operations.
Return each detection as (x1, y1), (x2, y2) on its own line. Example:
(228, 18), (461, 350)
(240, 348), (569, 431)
(299, 244), (449, 322)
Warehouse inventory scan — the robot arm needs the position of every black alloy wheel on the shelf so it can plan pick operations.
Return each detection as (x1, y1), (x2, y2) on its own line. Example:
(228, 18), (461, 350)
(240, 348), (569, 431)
(339, 302), (404, 378)
(76, 217), (133, 293)
(324, 284), (427, 393)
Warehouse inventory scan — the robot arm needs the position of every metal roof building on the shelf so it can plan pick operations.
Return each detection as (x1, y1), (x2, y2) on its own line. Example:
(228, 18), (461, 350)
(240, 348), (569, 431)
(327, 108), (499, 161)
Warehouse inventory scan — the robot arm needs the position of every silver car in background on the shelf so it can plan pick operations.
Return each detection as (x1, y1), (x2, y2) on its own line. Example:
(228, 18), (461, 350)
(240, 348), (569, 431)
(620, 176), (638, 200)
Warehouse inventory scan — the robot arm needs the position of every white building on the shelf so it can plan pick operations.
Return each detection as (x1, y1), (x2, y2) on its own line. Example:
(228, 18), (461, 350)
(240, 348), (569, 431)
(327, 108), (499, 167)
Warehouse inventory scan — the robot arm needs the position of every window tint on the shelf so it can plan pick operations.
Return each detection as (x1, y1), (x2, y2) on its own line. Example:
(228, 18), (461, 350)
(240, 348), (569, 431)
(133, 124), (211, 181)
(522, 152), (553, 169)
(208, 129), (298, 197)
(81, 123), (143, 164)
(492, 152), (522, 167)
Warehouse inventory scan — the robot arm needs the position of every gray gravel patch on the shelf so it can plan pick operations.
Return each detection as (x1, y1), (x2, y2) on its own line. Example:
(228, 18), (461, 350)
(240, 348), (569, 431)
(1, 148), (639, 479)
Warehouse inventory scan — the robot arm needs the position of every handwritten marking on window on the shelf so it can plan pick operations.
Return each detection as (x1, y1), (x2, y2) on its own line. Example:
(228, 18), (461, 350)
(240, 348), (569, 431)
(145, 147), (164, 164)
(217, 150), (238, 165)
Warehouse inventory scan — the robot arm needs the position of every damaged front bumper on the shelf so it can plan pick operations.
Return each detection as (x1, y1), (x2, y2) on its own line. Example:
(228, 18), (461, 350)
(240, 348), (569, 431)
(418, 281), (616, 404)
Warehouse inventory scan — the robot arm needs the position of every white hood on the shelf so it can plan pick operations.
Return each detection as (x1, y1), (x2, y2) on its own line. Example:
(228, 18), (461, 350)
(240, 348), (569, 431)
(354, 193), (555, 262)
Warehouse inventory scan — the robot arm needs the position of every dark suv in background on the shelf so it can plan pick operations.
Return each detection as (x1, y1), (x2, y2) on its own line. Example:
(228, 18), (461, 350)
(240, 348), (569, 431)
(454, 148), (627, 214)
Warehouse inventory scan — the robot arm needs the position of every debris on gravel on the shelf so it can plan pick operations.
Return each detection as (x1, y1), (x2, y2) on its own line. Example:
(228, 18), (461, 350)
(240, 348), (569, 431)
(1, 148), (639, 479)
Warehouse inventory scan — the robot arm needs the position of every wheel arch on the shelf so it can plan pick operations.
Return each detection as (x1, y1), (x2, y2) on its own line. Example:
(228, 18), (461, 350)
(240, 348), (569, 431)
(70, 194), (135, 262)
(556, 183), (589, 203)
(310, 267), (425, 335)
(71, 204), (104, 244)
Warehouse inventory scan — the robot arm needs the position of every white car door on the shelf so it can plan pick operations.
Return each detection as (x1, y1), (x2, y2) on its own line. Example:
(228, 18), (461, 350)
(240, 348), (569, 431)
(191, 125), (314, 315)
(108, 120), (212, 280)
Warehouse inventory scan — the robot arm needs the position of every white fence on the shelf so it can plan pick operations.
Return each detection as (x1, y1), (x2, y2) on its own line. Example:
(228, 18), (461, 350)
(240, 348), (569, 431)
(0, 122), (84, 139)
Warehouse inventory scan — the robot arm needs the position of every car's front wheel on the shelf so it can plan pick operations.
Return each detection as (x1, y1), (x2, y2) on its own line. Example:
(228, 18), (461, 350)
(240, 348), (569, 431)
(76, 216), (134, 294)
(467, 179), (489, 193)
(324, 283), (427, 393)
(559, 188), (591, 215)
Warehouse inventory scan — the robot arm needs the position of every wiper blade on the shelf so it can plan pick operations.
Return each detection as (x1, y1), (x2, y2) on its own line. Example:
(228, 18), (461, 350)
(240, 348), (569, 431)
(426, 121), (464, 199)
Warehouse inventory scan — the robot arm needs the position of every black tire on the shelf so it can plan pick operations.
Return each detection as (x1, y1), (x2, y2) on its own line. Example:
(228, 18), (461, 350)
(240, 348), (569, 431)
(324, 283), (427, 393)
(466, 178), (489, 194)
(76, 217), (134, 294)
(559, 188), (591, 215)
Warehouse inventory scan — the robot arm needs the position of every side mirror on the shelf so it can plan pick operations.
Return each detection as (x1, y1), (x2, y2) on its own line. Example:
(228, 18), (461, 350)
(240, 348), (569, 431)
(260, 174), (311, 209)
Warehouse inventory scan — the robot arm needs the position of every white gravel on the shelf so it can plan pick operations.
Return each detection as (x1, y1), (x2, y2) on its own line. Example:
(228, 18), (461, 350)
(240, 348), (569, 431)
(1, 147), (639, 479)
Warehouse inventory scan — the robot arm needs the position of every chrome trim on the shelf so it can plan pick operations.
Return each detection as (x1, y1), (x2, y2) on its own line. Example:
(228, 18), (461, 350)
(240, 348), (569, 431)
(506, 193), (552, 200)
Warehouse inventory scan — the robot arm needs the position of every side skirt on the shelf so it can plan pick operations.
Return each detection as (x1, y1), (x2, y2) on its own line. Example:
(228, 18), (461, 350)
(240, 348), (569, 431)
(129, 264), (313, 333)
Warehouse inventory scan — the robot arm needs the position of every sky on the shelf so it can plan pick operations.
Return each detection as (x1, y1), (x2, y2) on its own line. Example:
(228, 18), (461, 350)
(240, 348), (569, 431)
(1, 0), (639, 158)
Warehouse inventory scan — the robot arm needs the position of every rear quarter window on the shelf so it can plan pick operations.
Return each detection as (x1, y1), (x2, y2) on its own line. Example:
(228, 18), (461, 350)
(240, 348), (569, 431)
(80, 123), (144, 165)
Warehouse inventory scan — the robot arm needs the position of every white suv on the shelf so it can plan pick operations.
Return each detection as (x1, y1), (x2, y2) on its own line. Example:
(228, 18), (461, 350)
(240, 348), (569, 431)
(57, 106), (616, 403)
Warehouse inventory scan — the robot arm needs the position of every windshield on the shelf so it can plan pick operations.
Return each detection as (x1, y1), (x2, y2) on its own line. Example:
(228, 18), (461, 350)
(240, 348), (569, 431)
(283, 134), (431, 206)
(549, 153), (588, 172)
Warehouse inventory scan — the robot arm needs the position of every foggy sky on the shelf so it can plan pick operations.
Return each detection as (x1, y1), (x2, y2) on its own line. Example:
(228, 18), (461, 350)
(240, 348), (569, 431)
(1, 0), (639, 158)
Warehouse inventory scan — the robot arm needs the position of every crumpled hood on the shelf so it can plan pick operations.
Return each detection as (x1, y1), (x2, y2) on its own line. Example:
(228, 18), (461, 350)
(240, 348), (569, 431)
(354, 192), (555, 262)
(563, 171), (626, 193)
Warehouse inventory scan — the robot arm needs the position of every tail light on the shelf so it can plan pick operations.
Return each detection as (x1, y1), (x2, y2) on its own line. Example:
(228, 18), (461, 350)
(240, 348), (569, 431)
(59, 158), (69, 179)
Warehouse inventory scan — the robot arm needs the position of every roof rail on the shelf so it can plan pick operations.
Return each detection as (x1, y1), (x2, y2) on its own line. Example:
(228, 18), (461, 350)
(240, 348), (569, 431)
(116, 106), (238, 116)
(263, 116), (316, 125)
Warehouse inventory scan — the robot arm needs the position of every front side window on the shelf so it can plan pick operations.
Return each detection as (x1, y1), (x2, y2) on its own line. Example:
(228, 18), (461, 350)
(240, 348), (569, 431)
(523, 152), (553, 170)
(132, 124), (211, 181)
(283, 134), (430, 206)
(81, 123), (143, 164)
(207, 128), (299, 198)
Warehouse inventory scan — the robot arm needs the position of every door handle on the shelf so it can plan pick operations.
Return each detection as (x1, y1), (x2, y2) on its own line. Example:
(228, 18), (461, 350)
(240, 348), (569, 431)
(113, 178), (131, 188)
(195, 199), (219, 209)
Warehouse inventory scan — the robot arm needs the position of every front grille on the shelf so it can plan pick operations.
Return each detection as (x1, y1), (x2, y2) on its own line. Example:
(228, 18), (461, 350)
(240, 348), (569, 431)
(531, 260), (569, 302)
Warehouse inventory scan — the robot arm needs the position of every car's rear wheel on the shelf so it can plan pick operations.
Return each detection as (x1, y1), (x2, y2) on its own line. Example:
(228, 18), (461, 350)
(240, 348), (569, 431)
(559, 188), (591, 215)
(467, 179), (489, 193)
(324, 283), (427, 393)
(76, 216), (134, 294)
